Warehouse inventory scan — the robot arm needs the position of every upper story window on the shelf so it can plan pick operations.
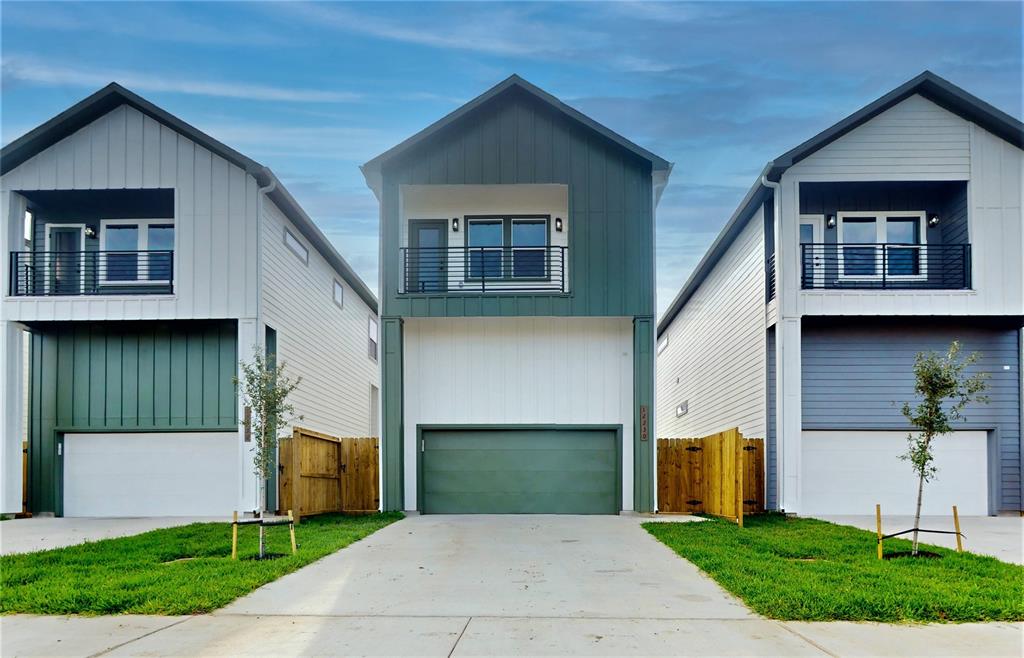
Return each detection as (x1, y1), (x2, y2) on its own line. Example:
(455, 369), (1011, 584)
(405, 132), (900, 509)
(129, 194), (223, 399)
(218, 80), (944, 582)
(838, 211), (926, 278)
(333, 280), (345, 308)
(368, 317), (378, 361)
(466, 216), (549, 279)
(657, 336), (669, 355)
(284, 228), (309, 265)
(100, 219), (174, 283)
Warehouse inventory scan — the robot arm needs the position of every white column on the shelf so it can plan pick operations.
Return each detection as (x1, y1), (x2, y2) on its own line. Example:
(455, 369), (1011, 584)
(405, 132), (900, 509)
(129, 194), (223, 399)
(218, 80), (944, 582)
(775, 175), (804, 514)
(237, 318), (262, 513)
(0, 321), (26, 514)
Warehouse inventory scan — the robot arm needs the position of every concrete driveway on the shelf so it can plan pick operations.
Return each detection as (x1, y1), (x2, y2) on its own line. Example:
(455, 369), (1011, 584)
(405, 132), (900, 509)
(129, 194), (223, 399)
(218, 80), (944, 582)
(0, 516), (223, 556)
(815, 515), (1023, 564)
(3, 514), (1022, 657)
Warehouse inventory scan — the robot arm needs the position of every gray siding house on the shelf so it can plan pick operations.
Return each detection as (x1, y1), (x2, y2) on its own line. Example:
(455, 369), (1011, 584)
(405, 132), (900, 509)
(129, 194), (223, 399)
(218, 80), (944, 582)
(0, 85), (379, 517)
(362, 75), (671, 514)
(657, 72), (1023, 516)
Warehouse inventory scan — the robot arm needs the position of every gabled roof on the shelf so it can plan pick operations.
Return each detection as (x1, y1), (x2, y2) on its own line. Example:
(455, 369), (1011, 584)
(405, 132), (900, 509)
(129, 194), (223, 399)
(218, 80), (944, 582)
(658, 71), (1023, 336)
(361, 74), (672, 198)
(1, 83), (377, 313)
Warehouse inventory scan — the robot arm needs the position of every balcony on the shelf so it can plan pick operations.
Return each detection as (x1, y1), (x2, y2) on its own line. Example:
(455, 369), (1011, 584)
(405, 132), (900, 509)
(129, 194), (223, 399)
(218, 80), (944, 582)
(9, 251), (174, 296)
(399, 246), (567, 294)
(800, 243), (970, 290)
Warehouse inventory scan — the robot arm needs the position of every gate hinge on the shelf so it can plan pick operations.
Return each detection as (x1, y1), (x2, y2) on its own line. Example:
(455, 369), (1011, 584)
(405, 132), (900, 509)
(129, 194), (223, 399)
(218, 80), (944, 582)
(743, 499), (757, 505)
(743, 445), (757, 451)
(686, 499), (702, 506)
(685, 446), (702, 452)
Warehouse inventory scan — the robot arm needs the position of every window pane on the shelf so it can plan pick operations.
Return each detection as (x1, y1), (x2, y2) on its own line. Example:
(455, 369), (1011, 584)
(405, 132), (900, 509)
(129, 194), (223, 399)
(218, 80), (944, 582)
(512, 220), (545, 247)
(799, 224), (815, 244)
(105, 226), (139, 281)
(886, 218), (920, 244)
(147, 225), (174, 281)
(285, 230), (308, 263)
(334, 281), (345, 307)
(842, 218), (875, 244)
(468, 221), (502, 279)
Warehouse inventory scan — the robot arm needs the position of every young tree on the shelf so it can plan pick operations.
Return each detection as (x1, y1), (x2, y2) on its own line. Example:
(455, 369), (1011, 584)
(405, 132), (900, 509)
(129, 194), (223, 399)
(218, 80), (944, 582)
(236, 349), (301, 557)
(900, 341), (988, 555)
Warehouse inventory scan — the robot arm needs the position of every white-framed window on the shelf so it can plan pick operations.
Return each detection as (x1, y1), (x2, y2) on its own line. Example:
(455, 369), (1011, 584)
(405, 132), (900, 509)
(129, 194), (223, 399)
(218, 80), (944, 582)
(284, 228), (309, 264)
(368, 317), (379, 362)
(837, 211), (927, 280)
(99, 219), (175, 284)
(333, 280), (345, 309)
(23, 209), (33, 246)
(657, 336), (669, 355)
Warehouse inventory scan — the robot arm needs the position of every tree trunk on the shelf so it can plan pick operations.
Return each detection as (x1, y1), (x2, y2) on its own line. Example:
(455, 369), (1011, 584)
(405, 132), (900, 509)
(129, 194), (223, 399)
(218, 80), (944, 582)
(912, 470), (925, 556)
(257, 478), (266, 559)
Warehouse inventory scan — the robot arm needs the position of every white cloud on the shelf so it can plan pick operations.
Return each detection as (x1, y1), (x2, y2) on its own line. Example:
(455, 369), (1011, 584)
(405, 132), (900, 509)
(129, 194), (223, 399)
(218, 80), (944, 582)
(2, 56), (361, 103)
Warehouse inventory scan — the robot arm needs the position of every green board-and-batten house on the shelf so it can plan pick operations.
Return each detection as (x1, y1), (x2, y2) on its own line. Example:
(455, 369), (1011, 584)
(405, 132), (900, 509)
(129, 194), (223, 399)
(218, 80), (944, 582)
(362, 75), (672, 513)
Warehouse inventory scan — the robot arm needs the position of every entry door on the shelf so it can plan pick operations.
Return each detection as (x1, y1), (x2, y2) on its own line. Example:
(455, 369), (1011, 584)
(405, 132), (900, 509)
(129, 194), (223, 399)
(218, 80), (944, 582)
(48, 226), (84, 295)
(799, 216), (824, 289)
(409, 220), (447, 293)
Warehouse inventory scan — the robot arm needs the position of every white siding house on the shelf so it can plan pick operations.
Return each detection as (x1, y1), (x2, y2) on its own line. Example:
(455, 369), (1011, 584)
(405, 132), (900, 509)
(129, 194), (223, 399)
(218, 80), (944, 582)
(0, 84), (378, 516)
(658, 72), (1023, 516)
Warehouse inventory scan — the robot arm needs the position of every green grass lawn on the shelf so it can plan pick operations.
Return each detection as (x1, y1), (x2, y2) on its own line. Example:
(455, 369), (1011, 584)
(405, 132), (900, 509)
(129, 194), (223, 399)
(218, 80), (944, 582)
(1, 512), (402, 615)
(644, 514), (1024, 623)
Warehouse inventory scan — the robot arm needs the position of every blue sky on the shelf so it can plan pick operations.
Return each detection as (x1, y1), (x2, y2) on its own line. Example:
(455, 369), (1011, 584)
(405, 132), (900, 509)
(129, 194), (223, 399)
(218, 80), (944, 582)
(2, 1), (1021, 316)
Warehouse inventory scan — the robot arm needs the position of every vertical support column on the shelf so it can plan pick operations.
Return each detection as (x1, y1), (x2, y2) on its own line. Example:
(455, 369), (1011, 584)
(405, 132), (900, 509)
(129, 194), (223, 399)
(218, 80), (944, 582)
(0, 321), (26, 514)
(775, 176), (803, 514)
(380, 317), (404, 512)
(633, 316), (655, 513)
(237, 318), (261, 513)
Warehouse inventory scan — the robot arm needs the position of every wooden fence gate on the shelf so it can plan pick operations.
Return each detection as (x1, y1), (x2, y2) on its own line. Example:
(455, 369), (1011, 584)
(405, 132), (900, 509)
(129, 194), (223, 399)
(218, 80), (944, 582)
(657, 427), (765, 525)
(278, 427), (379, 522)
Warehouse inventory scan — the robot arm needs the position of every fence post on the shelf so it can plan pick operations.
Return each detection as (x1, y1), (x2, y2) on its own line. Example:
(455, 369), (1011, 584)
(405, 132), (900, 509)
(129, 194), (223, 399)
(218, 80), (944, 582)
(291, 428), (302, 524)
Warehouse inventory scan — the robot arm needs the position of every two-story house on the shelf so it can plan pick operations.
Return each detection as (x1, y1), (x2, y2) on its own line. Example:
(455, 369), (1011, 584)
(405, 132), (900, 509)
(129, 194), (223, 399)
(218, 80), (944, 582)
(657, 72), (1022, 517)
(362, 75), (671, 514)
(1, 84), (380, 517)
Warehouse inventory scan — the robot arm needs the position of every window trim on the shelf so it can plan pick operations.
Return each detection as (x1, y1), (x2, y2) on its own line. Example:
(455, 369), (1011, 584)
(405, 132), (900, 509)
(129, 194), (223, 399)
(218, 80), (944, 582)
(463, 214), (552, 282)
(284, 228), (309, 265)
(98, 218), (175, 286)
(333, 280), (345, 309)
(836, 211), (928, 281)
(367, 316), (379, 362)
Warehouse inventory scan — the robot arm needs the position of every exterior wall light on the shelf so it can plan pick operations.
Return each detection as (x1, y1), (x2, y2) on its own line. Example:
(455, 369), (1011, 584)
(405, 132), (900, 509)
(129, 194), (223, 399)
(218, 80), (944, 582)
(452, 217), (459, 232)
(84, 226), (97, 239)
(928, 214), (940, 227)
(826, 214), (836, 229)
(555, 217), (563, 232)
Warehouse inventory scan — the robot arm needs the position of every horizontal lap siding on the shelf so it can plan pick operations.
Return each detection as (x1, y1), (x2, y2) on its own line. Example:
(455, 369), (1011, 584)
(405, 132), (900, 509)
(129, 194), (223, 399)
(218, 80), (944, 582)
(28, 320), (237, 513)
(656, 209), (767, 440)
(261, 200), (379, 438)
(801, 322), (1022, 511)
(381, 90), (653, 318)
(1, 105), (259, 321)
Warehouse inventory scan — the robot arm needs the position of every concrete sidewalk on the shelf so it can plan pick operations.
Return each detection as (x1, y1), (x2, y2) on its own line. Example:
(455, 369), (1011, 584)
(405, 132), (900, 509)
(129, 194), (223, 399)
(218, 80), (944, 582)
(0, 516), (223, 555)
(2, 515), (1021, 656)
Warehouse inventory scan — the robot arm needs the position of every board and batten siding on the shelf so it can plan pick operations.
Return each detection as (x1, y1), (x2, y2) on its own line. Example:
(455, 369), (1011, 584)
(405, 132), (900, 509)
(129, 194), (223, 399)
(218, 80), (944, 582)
(656, 208), (767, 441)
(27, 320), (237, 514)
(783, 94), (1023, 318)
(402, 316), (634, 511)
(801, 321), (1022, 512)
(260, 199), (379, 438)
(380, 89), (654, 318)
(1, 104), (260, 322)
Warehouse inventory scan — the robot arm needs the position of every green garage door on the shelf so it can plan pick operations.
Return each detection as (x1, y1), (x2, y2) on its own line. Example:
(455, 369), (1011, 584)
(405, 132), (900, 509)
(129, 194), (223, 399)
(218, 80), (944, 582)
(421, 428), (619, 514)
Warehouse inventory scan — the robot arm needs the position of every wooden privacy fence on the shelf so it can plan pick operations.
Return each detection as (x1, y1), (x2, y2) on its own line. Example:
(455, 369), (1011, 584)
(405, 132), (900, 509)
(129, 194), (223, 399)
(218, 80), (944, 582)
(657, 427), (765, 525)
(278, 427), (379, 522)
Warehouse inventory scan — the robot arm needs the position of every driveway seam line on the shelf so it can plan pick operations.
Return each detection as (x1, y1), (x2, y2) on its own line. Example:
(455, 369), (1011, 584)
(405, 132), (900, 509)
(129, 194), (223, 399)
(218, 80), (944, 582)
(88, 616), (196, 658)
(448, 616), (472, 658)
(776, 621), (840, 657)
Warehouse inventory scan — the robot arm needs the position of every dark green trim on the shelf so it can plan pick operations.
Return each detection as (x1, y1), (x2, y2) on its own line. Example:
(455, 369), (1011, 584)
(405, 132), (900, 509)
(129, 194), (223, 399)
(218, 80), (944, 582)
(380, 317), (405, 511)
(632, 317), (655, 512)
(27, 319), (238, 515)
(265, 325), (278, 513)
(415, 423), (623, 514)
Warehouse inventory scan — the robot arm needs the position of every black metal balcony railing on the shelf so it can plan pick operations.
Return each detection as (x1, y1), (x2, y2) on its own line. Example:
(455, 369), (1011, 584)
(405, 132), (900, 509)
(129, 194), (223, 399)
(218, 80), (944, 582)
(9, 251), (175, 296)
(399, 246), (567, 294)
(800, 243), (970, 290)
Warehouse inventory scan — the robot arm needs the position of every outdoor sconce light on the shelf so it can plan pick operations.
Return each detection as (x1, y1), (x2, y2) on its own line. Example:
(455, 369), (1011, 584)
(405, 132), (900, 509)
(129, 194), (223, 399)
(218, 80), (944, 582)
(555, 217), (563, 232)
(84, 227), (97, 238)
(826, 214), (836, 229)
(928, 214), (940, 228)
(452, 217), (460, 232)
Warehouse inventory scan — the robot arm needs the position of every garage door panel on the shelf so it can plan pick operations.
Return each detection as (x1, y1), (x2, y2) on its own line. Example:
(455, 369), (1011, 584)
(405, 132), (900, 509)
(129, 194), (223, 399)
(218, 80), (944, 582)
(421, 428), (618, 514)
(801, 430), (989, 516)
(64, 432), (238, 517)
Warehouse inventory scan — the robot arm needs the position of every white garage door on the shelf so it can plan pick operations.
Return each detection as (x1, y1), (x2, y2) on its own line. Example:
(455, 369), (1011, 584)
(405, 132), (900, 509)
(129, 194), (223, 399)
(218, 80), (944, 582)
(801, 430), (989, 515)
(64, 432), (239, 517)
